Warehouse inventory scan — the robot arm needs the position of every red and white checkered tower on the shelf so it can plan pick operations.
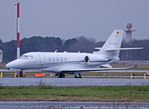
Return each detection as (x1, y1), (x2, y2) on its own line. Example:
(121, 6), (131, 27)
(16, 0), (20, 59)
(124, 23), (136, 43)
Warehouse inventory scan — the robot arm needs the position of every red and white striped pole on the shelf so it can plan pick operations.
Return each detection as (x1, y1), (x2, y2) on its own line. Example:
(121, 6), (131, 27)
(17, 0), (20, 59)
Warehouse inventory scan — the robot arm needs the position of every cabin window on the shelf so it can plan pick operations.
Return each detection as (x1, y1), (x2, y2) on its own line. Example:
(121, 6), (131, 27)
(60, 57), (63, 62)
(49, 57), (51, 62)
(53, 57), (55, 62)
(56, 57), (59, 62)
(64, 57), (67, 62)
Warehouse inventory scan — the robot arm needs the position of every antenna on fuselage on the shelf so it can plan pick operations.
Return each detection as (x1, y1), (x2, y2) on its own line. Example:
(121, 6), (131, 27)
(55, 49), (57, 53)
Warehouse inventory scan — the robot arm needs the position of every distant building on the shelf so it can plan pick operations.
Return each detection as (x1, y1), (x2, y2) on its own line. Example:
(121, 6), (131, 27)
(124, 23), (135, 43)
(0, 50), (3, 63)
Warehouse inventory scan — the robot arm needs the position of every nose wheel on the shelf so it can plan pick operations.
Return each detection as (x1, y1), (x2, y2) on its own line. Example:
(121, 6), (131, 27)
(15, 71), (24, 78)
(20, 71), (24, 77)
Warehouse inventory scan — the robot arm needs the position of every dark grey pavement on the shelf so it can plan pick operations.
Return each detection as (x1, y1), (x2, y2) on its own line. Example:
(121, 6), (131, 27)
(0, 78), (149, 86)
(0, 101), (148, 109)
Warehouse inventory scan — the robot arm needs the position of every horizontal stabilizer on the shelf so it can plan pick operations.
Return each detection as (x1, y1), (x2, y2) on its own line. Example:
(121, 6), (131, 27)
(105, 47), (143, 51)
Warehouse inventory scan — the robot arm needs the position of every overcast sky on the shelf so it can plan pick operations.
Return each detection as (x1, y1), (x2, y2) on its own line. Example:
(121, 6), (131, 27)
(0, 0), (149, 42)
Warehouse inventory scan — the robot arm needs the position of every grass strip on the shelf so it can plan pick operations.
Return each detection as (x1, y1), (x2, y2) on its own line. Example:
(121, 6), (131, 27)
(0, 86), (149, 102)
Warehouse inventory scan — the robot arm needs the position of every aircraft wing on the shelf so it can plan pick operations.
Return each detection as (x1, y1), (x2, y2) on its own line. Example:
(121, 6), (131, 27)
(106, 47), (143, 51)
(60, 65), (136, 72)
(41, 65), (136, 73)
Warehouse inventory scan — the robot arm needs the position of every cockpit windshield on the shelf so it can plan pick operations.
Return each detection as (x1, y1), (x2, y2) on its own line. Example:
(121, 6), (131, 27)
(19, 55), (33, 59)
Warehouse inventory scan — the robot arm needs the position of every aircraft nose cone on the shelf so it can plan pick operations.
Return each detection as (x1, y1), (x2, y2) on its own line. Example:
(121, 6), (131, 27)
(6, 60), (20, 69)
(6, 62), (14, 68)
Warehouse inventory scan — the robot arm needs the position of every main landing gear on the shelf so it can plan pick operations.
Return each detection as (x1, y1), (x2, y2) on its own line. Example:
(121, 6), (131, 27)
(55, 72), (65, 78)
(74, 72), (82, 78)
(55, 72), (82, 78)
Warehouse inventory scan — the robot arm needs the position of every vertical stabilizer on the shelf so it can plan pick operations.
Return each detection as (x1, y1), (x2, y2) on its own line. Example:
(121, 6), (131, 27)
(99, 30), (124, 59)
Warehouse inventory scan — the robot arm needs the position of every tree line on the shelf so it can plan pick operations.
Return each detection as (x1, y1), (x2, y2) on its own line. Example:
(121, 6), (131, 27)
(0, 36), (148, 62)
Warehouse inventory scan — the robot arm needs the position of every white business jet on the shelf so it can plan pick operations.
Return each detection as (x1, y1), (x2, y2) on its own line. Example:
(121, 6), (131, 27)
(5, 30), (141, 78)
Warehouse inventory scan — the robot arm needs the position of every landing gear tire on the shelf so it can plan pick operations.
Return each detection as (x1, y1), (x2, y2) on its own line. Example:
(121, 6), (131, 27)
(15, 71), (24, 78)
(58, 73), (65, 78)
(74, 73), (81, 78)
(20, 71), (24, 77)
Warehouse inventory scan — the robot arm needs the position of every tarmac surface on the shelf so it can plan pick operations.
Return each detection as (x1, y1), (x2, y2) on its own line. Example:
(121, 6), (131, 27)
(0, 78), (149, 86)
(0, 101), (148, 109)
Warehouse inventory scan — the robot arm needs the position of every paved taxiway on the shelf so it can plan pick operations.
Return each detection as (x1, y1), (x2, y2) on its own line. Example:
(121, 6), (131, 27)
(0, 101), (149, 109)
(0, 78), (149, 86)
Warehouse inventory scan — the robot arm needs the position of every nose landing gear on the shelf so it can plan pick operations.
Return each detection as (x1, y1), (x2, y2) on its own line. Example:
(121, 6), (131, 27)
(15, 71), (24, 78)
(20, 71), (24, 77)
